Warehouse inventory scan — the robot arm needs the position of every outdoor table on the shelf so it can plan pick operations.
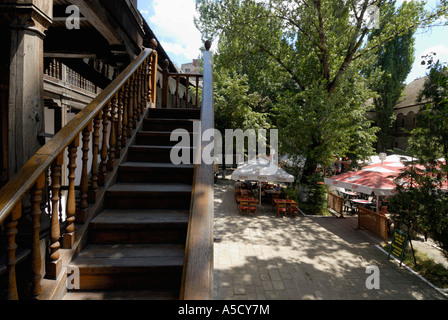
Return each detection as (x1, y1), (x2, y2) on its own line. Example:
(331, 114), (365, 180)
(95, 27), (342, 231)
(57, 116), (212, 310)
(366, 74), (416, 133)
(273, 199), (298, 216)
(237, 197), (259, 203)
(351, 199), (372, 213)
(274, 199), (297, 204)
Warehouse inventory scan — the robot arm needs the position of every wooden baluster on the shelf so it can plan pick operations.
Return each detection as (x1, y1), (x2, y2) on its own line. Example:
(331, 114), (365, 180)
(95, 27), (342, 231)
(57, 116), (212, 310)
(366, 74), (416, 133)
(135, 67), (142, 116)
(63, 137), (79, 248)
(47, 155), (63, 280)
(107, 97), (117, 171)
(5, 203), (22, 300)
(143, 61), (149, 108)
(116, 89), (123, 157)
(89, 113), (101, 203)
(140, 65), (146, 113)
(30, 175), (45, 299)
(122, 82), (130, 140)
(128, 76), (135, 130)
(77, 124), (92, 223)
(133, 74), (138, 127)
(99, 104), (110, 186)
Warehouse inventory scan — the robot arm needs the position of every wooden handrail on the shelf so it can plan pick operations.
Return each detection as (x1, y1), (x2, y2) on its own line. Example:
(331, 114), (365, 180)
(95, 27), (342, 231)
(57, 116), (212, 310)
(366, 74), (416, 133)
(0, 45), (158, 299)
(180, 41), (214, 300)
(0, 48), (156, 226)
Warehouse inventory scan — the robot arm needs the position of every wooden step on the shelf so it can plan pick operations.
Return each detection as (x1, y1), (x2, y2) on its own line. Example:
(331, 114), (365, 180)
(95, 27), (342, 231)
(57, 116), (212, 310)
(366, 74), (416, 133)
(147, 108), (200, 120)
(89, 209), (189, 244)
(63, 289), (179, 300)
(68, 244), (184, 290)
(117, 162), (194, 184)
(143, 118), (199, 132)
(135, 131), (198, 147)
(127, 145), (195, 163)
(105, 183), (192, 209)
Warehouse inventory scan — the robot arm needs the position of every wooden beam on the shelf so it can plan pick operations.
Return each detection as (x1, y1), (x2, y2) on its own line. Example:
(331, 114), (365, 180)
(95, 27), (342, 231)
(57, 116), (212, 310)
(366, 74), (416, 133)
(44, 53), (97, 59)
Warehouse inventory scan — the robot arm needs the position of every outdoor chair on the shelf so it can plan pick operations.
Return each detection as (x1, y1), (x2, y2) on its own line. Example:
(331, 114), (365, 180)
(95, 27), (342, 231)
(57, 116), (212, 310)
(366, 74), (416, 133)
(239, 200), (249, 215)
(276, 202), (287, 217)
(289, 203), (299, 217)
(249, 201), (258, 216)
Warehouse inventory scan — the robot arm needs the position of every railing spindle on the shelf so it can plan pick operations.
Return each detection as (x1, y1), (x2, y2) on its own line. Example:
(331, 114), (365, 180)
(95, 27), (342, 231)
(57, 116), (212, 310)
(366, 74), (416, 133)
(5, 202), (21, 300)
(107, 97), (117, 171)
(63, 137), (79, 248)
(88, 114), (101, 203)
(132, 75), (138, 127)
(116, 89), (123, 156)
(128, 76), (135, 130)
(77, 124), (92, 223)
(47, 155), (63, 280)
(30, 174), (45, 299)
(99, 104), (109, 186)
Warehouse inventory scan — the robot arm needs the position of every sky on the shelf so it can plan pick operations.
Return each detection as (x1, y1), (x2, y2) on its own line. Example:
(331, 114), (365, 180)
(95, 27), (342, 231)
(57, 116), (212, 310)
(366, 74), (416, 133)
(138, 0), (448, 83)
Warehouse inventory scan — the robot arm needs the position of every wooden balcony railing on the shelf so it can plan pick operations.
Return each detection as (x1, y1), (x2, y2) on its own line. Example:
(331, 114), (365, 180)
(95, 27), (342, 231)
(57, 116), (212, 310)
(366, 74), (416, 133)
(45, 59), (99, 94)
(161, 61), (203, 109)
(180, 41), (214, 300)
(0, 45), (158, 300)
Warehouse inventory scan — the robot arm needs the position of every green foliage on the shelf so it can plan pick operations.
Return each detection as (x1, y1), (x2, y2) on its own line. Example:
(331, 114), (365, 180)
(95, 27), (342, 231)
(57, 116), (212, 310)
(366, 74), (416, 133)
(195, 0), (443, 181)
(367, 1), (416, 152)
(300, 174), (328, 215)
(214, 71), (271, 132)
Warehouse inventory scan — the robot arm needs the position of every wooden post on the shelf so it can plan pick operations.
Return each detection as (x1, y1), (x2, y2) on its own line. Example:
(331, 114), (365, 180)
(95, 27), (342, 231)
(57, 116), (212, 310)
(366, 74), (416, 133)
(1, 1), (53, 179)
(5, 203), (22, 300)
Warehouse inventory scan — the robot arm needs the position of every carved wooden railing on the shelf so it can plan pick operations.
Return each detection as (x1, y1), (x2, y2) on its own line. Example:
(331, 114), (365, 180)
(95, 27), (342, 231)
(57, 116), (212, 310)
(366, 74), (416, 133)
(161, 61), (203, 109)
(180, 41), (214, 300)
(45, 59), (99, 94)
(0, 46), (158, 300)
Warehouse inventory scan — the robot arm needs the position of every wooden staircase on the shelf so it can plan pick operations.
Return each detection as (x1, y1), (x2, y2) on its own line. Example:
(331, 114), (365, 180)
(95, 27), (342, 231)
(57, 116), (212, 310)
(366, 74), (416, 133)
(63, 108), (200, 300)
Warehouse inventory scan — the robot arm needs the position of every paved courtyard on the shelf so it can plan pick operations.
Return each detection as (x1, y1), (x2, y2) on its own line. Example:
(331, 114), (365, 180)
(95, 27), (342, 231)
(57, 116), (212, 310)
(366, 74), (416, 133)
(212, 179), (448, 300)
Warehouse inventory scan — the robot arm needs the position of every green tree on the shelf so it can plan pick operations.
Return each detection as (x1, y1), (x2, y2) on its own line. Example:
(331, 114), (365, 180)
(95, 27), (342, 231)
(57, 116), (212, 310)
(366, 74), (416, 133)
(196, 0), (446, 183)
(213, 70), (271, 175)
(367, 1), (416, 152)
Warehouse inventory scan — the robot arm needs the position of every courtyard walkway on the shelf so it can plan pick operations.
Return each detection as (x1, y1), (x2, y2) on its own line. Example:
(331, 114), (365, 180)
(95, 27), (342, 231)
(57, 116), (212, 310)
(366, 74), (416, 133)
(212, 178), (448, 300)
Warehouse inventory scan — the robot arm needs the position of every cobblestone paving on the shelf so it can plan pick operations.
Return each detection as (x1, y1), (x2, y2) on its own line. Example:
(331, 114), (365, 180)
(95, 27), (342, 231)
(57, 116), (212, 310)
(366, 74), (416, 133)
(213, 179), (447, 300)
